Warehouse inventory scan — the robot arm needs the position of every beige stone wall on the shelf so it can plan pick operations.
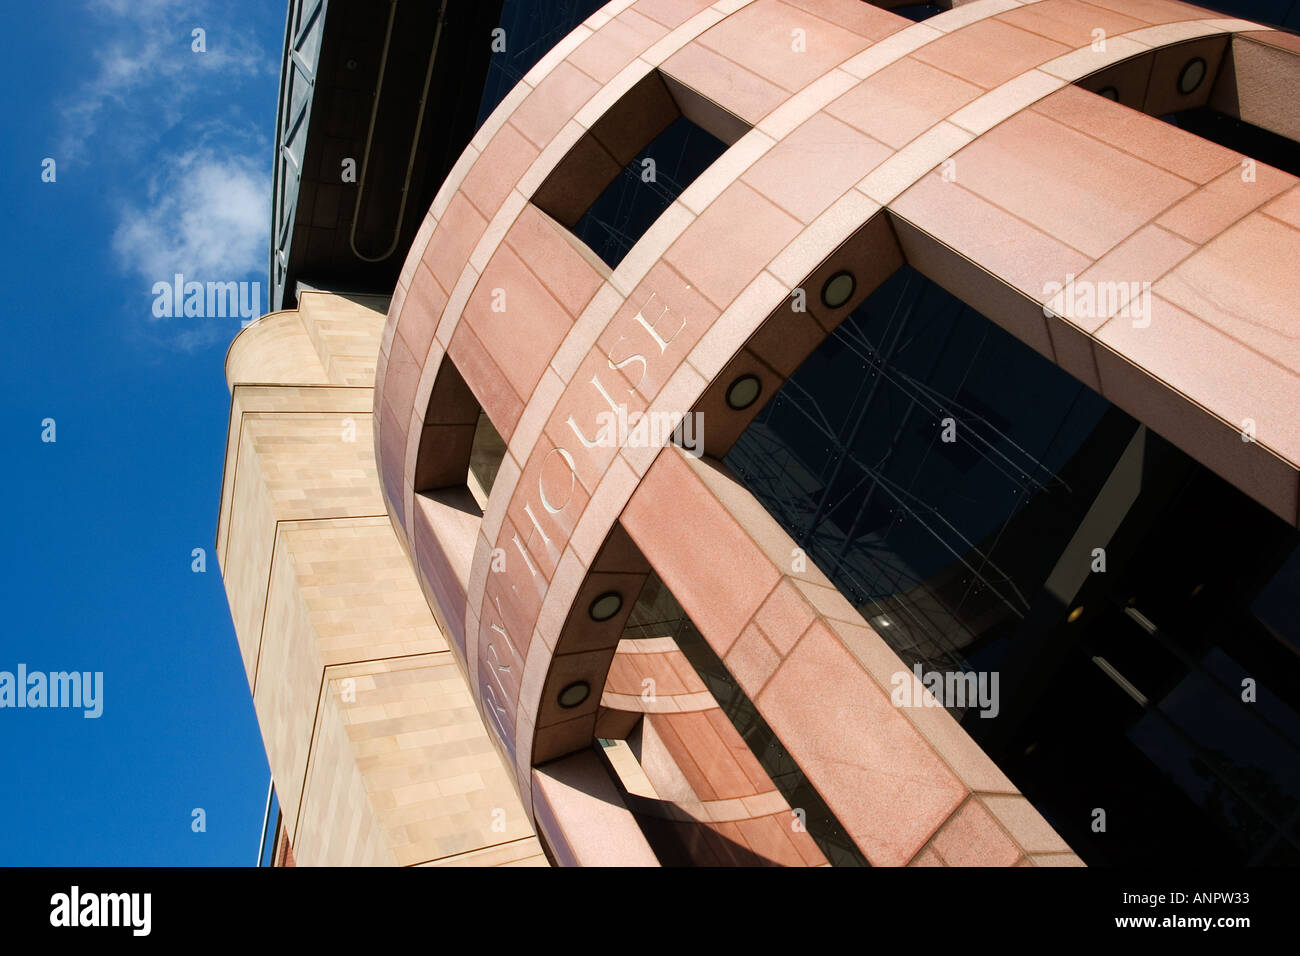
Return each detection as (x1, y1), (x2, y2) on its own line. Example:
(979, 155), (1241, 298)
(294, 663), (397, 867)
(224, 311), (327, 386)
(217, 292), (545, 866)
(319, 656), (540, 866)
(298, 291), (392, 386)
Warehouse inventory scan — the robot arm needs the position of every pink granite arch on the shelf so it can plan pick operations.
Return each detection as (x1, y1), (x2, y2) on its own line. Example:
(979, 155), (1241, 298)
(375, 0), (1300, 863)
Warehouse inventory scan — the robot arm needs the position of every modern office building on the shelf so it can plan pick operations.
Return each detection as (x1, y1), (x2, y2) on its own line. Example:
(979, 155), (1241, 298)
(220, 0), (1300, 866)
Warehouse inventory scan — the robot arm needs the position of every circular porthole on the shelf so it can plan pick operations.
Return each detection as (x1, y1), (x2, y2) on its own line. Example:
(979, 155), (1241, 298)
(588, 591), (623, 622)
(558, 680), (590, 709)
(1178, 57), (1207, 95)
(821, 270), (856, 309)
(725, 374), (762, 410)
(1098, 85), (1119, 101)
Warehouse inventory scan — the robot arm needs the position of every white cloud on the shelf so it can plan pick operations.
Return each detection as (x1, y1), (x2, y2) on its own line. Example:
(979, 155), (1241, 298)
(112, 149), (267, 284)
(60, 1), (271, 160)
(56, 2), (279, 349)
(90, 0), (187, 14)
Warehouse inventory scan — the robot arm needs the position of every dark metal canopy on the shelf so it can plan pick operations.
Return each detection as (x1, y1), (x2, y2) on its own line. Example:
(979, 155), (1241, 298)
(270, 0), (504, 311)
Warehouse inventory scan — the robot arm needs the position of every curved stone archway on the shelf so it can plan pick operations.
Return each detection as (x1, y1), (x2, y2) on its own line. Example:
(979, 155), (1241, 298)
(374, 0), (1300, 863)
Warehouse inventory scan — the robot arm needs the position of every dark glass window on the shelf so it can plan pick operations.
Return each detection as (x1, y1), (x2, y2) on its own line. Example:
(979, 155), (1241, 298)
(891, 4), (944, 21)
(476, 0), (609, 126)
(573, 117), (729, 268)
(468, 411), (506, 507)
(727, 267), (1118, 680)
(1163, 108), (1300, 178)
(724, 265), (1300, 865)
(1189, 0), (1300, 30)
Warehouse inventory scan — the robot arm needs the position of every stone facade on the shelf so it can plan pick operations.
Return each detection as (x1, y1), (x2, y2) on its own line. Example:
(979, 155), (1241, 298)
(217, 291), (545, 866)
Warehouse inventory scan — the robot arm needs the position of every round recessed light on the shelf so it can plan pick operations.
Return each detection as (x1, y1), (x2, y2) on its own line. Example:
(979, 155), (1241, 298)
(726, 374), (762, 410)
(588, 591), (623, 622)
(1067, 606), (1085, 623)
(558, 680), (590, 709)
(1178, 57), (1207, 95)
(1098, 85), (1119, 101)
(821, 270), (856, 309)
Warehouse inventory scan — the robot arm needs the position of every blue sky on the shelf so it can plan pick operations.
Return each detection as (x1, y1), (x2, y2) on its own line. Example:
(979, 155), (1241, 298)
(0, 0), (285, 865)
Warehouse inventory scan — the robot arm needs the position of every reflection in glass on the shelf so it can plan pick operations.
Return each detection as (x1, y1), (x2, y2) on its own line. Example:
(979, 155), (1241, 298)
(724, 265), (1300, 865)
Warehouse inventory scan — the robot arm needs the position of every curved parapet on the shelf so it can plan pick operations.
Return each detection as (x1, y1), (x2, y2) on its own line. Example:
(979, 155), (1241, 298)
(374, 0), (1300, 865)
(225, 290), (389, 390)
(225, 310), (328, 390)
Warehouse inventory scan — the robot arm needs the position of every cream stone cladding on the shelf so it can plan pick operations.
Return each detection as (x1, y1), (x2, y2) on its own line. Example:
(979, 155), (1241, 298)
(216, 291), (545, 866)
